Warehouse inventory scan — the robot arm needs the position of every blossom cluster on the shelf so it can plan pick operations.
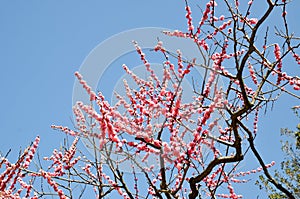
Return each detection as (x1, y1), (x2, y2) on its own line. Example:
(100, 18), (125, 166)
(0, 137), (40, 198)
(1, 0), (299, 198)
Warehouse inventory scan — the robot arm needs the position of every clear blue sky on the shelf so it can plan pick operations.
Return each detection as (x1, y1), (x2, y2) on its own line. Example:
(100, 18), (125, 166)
(0, 1), (299, 198)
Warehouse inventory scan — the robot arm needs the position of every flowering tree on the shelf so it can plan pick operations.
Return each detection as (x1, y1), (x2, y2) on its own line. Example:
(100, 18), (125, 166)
(1, 0), (299, 198)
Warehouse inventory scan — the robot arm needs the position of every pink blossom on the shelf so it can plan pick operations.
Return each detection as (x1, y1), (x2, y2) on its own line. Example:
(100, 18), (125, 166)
(163, 30), (188, 38)
(185, 6), (194, 31)
(274, 44), (283, 85)
(74, 72), (97, 101)
(22, 136), (40, 169)
(249, 18), (258, 25)
(282, 11), (287, 17)
(199, 2), (212, 26)
(234, 0), (240, 7)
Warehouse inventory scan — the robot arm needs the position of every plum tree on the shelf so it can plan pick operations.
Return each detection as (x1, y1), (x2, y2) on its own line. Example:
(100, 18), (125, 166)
(1, 0), (299, 198)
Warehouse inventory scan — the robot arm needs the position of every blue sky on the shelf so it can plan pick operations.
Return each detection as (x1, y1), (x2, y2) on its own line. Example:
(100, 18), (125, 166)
(0, 1), (299, 198)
